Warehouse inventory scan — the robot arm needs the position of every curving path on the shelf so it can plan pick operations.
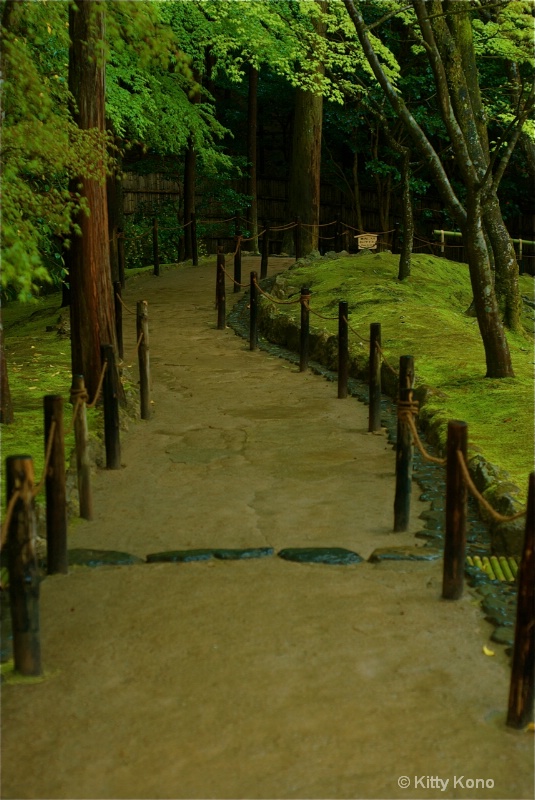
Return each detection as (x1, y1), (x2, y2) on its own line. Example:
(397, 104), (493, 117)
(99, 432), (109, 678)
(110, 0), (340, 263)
(1, 257), (533, 800)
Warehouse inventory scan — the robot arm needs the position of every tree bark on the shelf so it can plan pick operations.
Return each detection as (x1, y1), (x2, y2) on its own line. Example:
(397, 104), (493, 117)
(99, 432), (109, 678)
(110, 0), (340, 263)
(68, 0), (118, 401)
(183, 137), (196, 260)
(342, 0), (515, 378)
(106, 138), (124, 285)
(283, 87), (323, 255)
(247, 65), (259, 254)
(464, 189), (515, 377)
(352, 150), (364, 232)
(483, 195), (521, 330)
(398, 148), (413, 280)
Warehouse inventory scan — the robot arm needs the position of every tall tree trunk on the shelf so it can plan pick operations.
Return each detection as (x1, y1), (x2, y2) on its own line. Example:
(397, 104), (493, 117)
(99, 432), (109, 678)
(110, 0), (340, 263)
(68, 0), (118, 401)
(283, 87), (323, 255)
(247, 65), (259, 254)
(483, 195), (521, 330)
(398, 149), (413, 280)
(464, 190), (515, 377)
(183, 138), (196, 261)
(342, 0), (516, 378)
(352, 150), (364, 231)
(0, 311), (14, 424)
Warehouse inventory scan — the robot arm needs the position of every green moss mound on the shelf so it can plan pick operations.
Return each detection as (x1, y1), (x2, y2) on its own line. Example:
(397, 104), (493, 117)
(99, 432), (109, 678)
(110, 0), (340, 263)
(271, 252), (534, 502)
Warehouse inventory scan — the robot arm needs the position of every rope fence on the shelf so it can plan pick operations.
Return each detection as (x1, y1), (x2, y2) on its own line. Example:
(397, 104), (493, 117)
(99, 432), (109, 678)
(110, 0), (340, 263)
(2, 240), (532, 725)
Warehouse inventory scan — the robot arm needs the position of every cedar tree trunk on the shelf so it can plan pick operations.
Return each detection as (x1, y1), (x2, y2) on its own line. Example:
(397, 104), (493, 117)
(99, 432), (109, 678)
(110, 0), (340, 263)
(68, 0), (118, 400)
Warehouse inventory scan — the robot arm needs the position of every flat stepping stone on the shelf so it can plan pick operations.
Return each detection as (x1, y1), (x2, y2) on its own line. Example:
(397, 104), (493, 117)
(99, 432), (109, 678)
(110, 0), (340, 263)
(146, 548), (275, 564)
(368, 546), (442, 563)
(278, 547), (363, 565)
(490, 626), (515, 647)
(146, 549), (214, 563)
(67, 549), (144, 567)
(213, 548), (274, 560)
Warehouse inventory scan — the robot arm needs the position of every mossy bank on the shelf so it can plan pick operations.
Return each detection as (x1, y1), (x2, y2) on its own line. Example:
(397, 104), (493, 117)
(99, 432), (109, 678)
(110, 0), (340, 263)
(252, 250), (534, 556)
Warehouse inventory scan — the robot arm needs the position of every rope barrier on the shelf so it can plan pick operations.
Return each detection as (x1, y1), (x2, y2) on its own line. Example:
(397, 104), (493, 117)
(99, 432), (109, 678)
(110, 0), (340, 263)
(0, 489), (22, 552)
(136, 331), (144, 352)
(270, 222), (298, 231)
(232, 235), (243, 257)
(343, 316), (369, 346)
(457, 451), (527, 524)
(32, 420), (57, 497)
(376, 342), (399, 376)
(86, 361), (108, 409)
(116, 293), (136, 315)
(303, 300), (339, 321)
(399, 402), (447, 466)
(254, 279), (303, 306)
(222, 266), (250, 289)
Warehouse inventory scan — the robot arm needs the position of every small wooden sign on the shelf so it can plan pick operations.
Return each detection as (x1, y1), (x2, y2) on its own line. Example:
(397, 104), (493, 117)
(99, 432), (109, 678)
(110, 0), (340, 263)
(355, 233), (378, 250)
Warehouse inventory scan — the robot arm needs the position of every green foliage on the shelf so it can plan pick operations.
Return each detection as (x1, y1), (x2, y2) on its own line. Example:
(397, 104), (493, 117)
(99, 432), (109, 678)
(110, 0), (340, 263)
(1, 1), (104, 299)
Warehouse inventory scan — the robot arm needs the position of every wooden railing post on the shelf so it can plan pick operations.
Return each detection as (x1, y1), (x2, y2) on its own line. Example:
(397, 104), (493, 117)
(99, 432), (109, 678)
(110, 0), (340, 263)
(250, 271), (258, 351)
(338, 301), (349, 399)
(101, 344), (121, 469)
(260, 221), (270, 280)
(300, 287), (310, 373)
(442, 420), (468, 599)
(114, 281), (123, 360)
(44, 395), (68, 574)
(507, 472), (534, 729)
(234, 230), (242, 294)
(368, 323), (382, 432)
(71, 375), (93, 520)
(6, 455), (42, 676)
(137, 301), (151, 420)
(152, 218), (160, 276)
(216, 248), (226, 330)
(393, 355), (415, 532)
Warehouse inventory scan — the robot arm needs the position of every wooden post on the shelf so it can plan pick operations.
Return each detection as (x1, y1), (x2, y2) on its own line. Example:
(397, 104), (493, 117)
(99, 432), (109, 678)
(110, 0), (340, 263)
(337, 301), (349, 398)
(191, 212), (198, 266)
(137, 301), (151, 420)
(368, 322), (382, 432)
(44, 395), (68, 574)
(233, 230), (242, 294)
(216, 248), (226, 330)
(118, 228), (125, 288)
(507, 472), (534, 729)
(114, 281), (123, 360)
(250, 271), (258, 351)
(442, 420), (468, 599)
(294, 217), (302, 261)
(6, 455), (42, 676)
(393, 355), (415, 532)
(152, 218), (160, 276)
(260, 221), (270, 279)
(300, 287), (310, 373)
(71, 375), (93, 520)
(101, 344), (121, 469)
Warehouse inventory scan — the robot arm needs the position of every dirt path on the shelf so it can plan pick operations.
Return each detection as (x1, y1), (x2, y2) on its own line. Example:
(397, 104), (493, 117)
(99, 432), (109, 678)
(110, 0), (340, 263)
(1, 257), (533, 800)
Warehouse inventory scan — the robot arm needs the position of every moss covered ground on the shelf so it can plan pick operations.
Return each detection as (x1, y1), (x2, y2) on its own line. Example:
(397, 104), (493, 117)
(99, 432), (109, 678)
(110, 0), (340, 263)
(280, 252), (534, 502)
(0, 264), (166, 513)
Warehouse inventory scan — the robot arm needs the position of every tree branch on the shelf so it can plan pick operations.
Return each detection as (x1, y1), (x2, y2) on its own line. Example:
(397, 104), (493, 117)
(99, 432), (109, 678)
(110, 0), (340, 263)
(342, 0), (467, 225)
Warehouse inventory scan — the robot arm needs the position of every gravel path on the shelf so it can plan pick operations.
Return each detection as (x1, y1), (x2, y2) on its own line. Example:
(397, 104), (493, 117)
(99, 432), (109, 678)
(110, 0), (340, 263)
(1, 257), (533, 800)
